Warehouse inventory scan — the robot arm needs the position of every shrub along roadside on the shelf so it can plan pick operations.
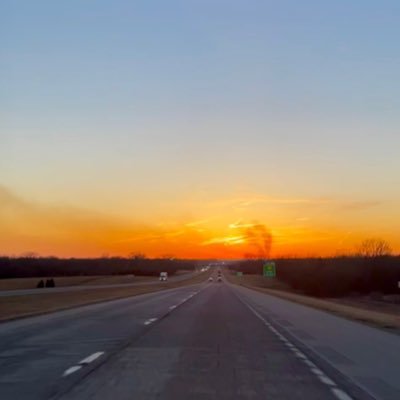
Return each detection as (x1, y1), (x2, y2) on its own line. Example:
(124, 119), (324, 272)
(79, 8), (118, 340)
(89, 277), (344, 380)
(228, 256), (400, 298)
(0, 257), (200, 279)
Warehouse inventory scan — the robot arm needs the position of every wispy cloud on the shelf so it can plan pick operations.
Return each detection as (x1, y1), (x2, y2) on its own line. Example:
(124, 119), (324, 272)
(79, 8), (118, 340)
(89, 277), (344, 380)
(202, 235), (245, 246)
(0, 185), (149, 255)
(208, 195), (330, 209)
(184, 219), (210, 227)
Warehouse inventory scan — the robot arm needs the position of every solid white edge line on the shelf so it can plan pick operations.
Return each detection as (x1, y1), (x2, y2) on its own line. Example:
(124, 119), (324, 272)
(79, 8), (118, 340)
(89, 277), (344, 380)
(79, 351), (104, 365)
(63, 365), (82, 377)
(237, 296), (354, 400)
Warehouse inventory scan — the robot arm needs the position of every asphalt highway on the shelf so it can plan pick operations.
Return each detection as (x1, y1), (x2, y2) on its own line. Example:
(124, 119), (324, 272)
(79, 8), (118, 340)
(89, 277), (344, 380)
(0, 278), (398, 399)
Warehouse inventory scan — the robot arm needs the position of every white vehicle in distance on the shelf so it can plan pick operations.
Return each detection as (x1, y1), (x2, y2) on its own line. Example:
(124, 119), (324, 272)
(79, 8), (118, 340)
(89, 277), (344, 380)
(159, 272), (168, 281)
(208, 277), (213, 282)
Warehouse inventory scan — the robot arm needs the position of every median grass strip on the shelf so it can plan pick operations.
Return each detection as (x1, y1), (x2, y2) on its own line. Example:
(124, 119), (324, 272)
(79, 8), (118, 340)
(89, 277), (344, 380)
(0, 272), (209, 322)
(0, 275), (156, 291)
(226, 272), (400, 331)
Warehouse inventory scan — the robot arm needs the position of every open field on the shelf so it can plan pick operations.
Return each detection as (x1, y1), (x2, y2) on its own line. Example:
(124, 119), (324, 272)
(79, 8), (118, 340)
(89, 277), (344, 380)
(0, 275), (160, 291)
(226, 272), (400, 331)
(0, 271), (210, 321)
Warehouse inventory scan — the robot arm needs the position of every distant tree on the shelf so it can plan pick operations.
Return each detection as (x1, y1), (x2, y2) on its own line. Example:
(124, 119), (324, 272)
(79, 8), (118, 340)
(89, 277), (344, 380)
(21, 251), (39, 258)
(129, 252), (147, 260)
(243, 252), (259, 259)
(357, 238), (392, 258)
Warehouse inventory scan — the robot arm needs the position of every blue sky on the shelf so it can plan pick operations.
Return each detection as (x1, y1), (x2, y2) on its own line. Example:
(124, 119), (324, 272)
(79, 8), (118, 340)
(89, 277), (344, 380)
(1, 1), (400, 256)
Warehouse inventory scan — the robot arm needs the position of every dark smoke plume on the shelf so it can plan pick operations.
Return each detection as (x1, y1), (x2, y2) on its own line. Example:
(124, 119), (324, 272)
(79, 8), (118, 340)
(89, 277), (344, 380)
(242, 222), (272, 259)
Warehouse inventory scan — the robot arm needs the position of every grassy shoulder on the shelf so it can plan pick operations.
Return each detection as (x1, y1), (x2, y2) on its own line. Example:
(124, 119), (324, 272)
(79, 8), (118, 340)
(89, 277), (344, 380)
(0, 275), (159, 291)
(0, 271), (209, 322)
(226, 272), (400, 331)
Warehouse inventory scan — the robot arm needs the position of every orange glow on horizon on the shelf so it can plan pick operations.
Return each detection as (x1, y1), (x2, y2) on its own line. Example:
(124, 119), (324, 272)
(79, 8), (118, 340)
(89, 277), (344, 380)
(1, 185), (398, 259)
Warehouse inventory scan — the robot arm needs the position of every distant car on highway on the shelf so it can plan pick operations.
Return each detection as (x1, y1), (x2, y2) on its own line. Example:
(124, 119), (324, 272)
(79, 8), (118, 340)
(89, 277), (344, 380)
(217, 276), (222, 282)
(208, 277), (213, 282)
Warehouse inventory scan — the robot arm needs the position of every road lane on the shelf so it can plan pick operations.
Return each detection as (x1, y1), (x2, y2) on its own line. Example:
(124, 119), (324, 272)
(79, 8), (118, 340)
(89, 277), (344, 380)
(0, 279), (384, 400)
(0, 284), (204, 400)
(56, 283), (346, 400)
(231, 282), (400, 400)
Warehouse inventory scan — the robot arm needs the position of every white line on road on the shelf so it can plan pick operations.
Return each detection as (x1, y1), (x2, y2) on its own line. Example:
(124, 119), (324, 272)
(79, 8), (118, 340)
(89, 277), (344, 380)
(79, 351), (104, 365)
(284, 343), (295, 349)
(63, 351), (105, 377)
(303, 359), (317, 368)
(311, 367), (324, 376)
(144, 318), (158, 325)
(62, 285), (207, 379)
(166, 286), (206, 314)
(63, 366), (82, 377)
(318, 375), (336, 386)
(331, 388), (354, 400)
(294, 351), (307, 359)
(238, 298), (355, 400)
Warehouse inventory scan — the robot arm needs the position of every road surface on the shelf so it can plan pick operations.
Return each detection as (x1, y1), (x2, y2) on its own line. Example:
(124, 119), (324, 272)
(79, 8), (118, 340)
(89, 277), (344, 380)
(0, 272), (197, 297)
(0, 278), (398, 399)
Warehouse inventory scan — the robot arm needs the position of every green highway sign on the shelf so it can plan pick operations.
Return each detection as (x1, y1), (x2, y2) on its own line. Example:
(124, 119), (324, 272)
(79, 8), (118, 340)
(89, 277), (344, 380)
(263, 262), (276, 278)
(236, 272), (243, 277)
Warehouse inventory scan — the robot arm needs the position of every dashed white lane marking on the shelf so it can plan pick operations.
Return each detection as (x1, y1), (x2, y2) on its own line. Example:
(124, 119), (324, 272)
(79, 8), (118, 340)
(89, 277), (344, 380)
(240, 299), (355, 400)
(62, 286), (205, 378)
(294, 352), (307, 360)
(63, 366), (82, 377)
(63, 352), (104, 377)
(144, 318), (158, 325)
(79, 351), (104, 365)
(331, 388), (354, 400)
(311, 367), (324, 376)
(167, 287), (206, 313)
(318, 375), (337, 386)
(303, 359), (317, 368)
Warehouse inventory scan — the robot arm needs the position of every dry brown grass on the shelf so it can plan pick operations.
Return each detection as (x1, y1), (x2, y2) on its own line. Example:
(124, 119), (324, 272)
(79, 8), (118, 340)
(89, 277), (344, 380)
(226, 272), (400, 330)
(0, 271), (209, 321)
(0, 275), (159, 291)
